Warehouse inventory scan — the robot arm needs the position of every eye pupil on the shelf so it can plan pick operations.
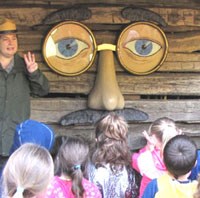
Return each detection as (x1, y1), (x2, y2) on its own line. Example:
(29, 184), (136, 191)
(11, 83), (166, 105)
(135, 39), (152, 56)
(66, 44), (71, 49)
(58, 38), (78, 57)
(142, 44), (146, 49)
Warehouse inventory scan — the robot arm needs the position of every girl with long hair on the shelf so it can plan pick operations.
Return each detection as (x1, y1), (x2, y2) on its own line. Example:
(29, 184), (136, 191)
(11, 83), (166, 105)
(45, 136), (101, 198)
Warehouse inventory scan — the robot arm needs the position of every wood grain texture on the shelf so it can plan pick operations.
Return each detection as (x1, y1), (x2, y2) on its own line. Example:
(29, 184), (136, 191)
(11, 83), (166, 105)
(1, 1), (200, 146)
(30, 98), (200, 123)
(41, 72), (200, 95)
(2, 6), (200, 27)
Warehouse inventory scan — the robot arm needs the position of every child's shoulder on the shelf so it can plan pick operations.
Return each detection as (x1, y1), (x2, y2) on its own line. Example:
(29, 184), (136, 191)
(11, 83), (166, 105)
(45, 176), (70, 198)
(142, 178), (158, 198)
(156, 174), (198, 198)
(82, 178), (102, 198)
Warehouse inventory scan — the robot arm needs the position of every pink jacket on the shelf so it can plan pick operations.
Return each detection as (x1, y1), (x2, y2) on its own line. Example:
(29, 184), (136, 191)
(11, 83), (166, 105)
(132, 146), (166, 197)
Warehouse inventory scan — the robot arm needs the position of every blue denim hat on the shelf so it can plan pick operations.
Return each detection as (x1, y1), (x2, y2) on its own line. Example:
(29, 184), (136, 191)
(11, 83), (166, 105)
(10, 119), (55, 155)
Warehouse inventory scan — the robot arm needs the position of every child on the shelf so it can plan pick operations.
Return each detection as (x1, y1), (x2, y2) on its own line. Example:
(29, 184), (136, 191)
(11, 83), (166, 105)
(88, 113), (139, 198)
(10, 119), (55, 154)
(142, 134), (198, 198)
(0, 119), (55, 181)
(189, 150), (200, 180)
(45, 136), (102, 198)
(194, 177), (200, 198)
(50, 134), (68, 161)
(132, 117), (181, 197)
(1, 143), (54, 198)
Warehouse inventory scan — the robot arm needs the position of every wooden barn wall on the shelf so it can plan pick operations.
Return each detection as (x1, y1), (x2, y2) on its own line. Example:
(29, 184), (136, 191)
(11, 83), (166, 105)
(2, 0), (200, 149)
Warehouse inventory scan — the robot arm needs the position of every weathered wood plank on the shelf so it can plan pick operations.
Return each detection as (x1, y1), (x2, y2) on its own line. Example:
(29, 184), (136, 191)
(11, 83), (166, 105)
(0, 0), (200, 9)
(166, 53), (200, 62)
(1, 6), (200, 28)
(43, 72), (200, 95)
(168, 31), (200, 52)
(33, 22), (200, 33)
(30, 98), (200, 123)
(46, 0), (200, 9)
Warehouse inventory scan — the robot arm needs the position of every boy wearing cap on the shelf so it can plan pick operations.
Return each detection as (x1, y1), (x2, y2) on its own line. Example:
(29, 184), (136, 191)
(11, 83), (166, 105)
(0, 18), (49, 157)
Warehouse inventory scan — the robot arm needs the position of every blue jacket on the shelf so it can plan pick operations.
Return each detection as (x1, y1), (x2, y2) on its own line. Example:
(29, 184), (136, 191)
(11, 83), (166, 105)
(189, 150), (200, 180)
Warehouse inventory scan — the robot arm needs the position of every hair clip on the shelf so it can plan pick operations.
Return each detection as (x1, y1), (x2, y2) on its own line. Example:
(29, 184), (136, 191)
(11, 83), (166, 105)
(73, 164), (81, 170)
(13, 186), (24, 198)
(16, 186), (24, 193)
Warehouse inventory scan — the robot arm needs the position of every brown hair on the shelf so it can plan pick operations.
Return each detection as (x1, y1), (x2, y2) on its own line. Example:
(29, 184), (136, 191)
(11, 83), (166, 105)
(92, 113), (131, 172)
(55, 136), (89, 198)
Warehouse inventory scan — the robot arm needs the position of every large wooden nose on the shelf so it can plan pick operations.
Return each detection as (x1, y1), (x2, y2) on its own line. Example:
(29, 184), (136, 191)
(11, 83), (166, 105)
(88, 50), (124, 110)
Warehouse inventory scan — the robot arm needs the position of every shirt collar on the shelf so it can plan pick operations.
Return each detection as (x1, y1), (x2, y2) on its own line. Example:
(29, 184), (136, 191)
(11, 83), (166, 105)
(4, 58), (14, 73)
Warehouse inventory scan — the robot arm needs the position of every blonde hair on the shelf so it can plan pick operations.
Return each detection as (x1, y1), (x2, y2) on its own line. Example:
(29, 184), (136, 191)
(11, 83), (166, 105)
(148, 117), (180, 150)
(2, 143), (54, 198)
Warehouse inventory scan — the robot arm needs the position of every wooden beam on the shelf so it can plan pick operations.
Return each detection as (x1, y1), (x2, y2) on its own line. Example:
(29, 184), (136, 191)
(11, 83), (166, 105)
(2, 6), (200, 28)
(42, 72), (200, 95)
(30, 98), (200, 123)
(0, 0), (199, 9)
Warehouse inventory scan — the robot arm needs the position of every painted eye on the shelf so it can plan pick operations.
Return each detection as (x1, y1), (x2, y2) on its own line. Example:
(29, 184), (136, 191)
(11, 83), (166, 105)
(43, 21), (97, 76)
(125, 39), (161, 57)
(117, 22), (168, 75)
(56, 38), (88, 59)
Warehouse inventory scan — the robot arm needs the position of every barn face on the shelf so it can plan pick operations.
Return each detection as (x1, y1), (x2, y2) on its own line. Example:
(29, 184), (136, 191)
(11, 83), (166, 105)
(43, 19), (168, 112)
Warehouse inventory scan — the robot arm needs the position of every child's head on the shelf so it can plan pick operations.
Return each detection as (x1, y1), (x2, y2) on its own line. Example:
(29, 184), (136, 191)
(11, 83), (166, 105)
(50, 135), (68, 161)
(55, 136), (89, 197)
(147, 117), (181, 150)
(93, 113), (131, 169)
(10, 119), (55, 154)
(95, 113), (128, 141)
(163, 134), (197, 179)
(2, 143), (54, 198)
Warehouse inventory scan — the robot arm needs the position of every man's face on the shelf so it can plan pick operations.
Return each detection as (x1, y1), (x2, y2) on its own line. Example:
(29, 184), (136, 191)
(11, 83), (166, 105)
(0, 33), (18, 58)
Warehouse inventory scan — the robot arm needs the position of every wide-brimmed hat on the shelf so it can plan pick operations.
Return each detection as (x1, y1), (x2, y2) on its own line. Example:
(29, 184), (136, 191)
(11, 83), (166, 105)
(0, 18), (17, 34)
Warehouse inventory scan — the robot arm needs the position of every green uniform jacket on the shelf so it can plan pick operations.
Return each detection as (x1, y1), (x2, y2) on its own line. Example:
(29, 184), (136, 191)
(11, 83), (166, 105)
(0, 54), (49, 156)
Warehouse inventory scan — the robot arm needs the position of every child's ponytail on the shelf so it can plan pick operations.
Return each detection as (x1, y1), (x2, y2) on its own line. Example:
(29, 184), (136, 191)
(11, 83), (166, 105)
(71, 164), (84, 198)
